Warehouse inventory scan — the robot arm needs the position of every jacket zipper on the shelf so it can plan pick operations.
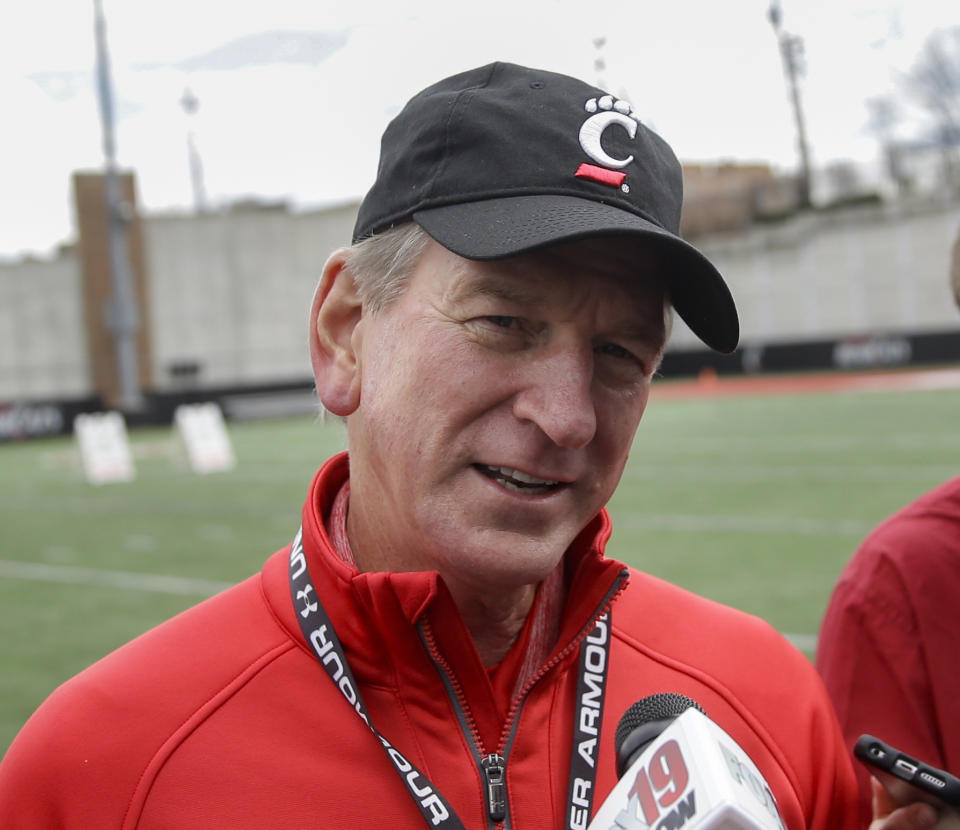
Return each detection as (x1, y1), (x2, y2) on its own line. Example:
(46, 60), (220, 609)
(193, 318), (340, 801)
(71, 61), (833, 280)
(419, 621), (498, 827)
(419, 568), (629, 829)
(481, 753), (507, 822)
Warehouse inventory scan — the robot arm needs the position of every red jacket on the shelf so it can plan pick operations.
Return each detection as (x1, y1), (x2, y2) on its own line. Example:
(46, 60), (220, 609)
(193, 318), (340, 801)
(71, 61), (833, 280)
(817, 475), (960, 827)
(0, 453), (857, 828)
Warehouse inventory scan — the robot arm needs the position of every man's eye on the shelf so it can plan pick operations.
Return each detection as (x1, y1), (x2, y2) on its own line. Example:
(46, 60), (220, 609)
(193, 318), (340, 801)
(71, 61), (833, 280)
(484, 315), (520, 329)
(597, 342), (634, 361)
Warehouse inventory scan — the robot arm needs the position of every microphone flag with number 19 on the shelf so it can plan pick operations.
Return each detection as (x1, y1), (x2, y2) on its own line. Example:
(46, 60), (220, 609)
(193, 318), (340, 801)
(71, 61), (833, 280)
(588, 704), (786, 830)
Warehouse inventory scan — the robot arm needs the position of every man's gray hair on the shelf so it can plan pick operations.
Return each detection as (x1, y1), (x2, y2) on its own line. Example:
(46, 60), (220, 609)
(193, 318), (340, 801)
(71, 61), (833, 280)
(344, 223), (430, 313)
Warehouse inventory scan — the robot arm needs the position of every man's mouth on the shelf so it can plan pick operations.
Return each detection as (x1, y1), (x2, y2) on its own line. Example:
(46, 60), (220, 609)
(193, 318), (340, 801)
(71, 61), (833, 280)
(474, 464), (562, 495)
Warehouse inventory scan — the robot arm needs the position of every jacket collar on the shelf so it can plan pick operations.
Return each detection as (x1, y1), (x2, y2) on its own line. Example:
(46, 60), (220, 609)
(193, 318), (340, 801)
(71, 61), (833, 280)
(264, 452), (627, 727)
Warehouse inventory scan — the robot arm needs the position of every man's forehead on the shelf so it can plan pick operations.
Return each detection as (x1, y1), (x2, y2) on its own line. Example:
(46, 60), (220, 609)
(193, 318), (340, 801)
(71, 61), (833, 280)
(426, 241), (668, 351)
(438, 237), (668, 306)
(442, 261), (546, 306)
(534, 237), (668, 295)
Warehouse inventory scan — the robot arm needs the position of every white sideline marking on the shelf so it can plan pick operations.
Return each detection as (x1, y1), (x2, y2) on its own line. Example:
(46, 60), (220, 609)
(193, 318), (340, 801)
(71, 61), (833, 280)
(783, 633), (818, 653)
(0, 560), (232, 597)
(623, 463), (957, 482)
(617, 513), (875, 537)
(123, 534), (159, 552)
(0, 560), (819, 652)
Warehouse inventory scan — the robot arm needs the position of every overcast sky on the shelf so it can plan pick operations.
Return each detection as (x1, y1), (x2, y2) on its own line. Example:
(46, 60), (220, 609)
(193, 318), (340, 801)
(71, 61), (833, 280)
(0, 0), (951, 259)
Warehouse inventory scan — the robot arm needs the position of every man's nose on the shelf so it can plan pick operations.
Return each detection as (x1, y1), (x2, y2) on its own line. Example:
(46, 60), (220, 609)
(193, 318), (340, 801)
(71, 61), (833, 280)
(511, 346), (597, 449)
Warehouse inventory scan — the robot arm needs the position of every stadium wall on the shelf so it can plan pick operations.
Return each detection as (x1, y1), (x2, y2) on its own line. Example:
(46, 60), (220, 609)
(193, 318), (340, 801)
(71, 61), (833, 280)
(0, 253), (90, 401)
(1, 195), (957, 440)
(669, 198), (960, 350)
(145, 202), (356, 391)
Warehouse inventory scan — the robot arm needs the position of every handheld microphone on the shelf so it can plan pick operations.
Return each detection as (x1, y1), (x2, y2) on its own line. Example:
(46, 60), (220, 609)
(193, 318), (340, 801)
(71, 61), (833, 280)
(587, 693), (786, 830)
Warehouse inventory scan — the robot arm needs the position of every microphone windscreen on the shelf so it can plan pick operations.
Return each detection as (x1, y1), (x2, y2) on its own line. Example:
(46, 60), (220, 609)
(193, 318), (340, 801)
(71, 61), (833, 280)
(614, 693), (706, 777)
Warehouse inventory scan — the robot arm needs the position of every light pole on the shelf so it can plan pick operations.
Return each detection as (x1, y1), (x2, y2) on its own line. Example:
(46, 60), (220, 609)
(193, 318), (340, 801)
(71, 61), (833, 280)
(593, 36), (608, 90)
(769, 0), (813, 209)
(92, 0), (142, 410)
(180, 87), (208, 214)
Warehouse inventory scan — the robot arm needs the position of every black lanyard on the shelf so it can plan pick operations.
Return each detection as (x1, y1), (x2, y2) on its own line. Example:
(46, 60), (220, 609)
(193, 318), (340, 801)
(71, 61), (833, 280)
(288, 527), (611, 829)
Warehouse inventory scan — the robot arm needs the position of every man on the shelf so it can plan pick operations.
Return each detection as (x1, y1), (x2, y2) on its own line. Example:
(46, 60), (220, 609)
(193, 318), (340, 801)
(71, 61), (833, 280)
(0, 62), (933, 829)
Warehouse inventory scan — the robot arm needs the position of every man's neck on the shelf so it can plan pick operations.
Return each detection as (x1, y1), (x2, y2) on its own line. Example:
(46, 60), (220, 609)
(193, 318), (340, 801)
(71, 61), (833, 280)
(441, 580), (537, 667)
(327, 473), (568, 668)
(338, 499), (538, 666)
(353, 536), (538, 667)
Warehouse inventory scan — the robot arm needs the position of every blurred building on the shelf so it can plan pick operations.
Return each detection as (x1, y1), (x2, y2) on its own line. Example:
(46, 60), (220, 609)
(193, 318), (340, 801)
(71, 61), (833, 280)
(681, 163), (797, 236)
(1, 166), (959, 438)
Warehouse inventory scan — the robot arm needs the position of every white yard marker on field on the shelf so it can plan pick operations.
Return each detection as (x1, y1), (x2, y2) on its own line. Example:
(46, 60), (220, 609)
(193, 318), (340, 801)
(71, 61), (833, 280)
(0, 560), (232, 597)
(174, 402), (236, 474)
(74, 411), (136, 485)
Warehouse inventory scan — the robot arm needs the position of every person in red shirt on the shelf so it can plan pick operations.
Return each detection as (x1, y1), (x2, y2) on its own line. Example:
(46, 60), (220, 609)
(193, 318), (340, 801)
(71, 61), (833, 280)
(818, 229), (960, 829)
(818, 477), (960, 826)
(0, 62), (935, 830)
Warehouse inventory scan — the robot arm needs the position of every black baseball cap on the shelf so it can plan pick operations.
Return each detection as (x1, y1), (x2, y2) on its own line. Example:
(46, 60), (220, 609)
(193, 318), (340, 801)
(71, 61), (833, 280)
(354, 62), (739, 354)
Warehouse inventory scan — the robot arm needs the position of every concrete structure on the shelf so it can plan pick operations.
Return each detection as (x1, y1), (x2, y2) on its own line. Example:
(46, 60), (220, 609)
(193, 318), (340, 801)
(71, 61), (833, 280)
(1, 191), (958, 406)
(677, 198), (960, 350)
(681, 164), (795, 237)
(146, 202), (355, 391)
(0, 252), (89, 401)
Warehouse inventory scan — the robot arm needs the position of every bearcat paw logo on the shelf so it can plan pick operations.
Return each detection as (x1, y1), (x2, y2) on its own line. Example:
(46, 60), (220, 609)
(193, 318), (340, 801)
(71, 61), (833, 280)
(576, 96), (641, 192)
(584, 95), (639, 124)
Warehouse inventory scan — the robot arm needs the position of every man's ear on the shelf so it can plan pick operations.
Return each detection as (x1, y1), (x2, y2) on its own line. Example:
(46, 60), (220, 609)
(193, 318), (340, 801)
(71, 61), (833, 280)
(309, 249), (363, 416)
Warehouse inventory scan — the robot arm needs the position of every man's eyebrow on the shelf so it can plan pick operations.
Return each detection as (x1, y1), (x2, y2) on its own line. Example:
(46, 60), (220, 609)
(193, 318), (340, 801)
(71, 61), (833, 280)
(447, 265), (667, 345)
(608, 317), (666, 356)
(618, 320), (664, 340)
(447, 274), (544, 306)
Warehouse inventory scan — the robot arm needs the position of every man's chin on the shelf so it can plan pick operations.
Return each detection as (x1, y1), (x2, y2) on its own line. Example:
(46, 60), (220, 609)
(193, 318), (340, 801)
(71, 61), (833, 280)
(447, 530), (572, 584)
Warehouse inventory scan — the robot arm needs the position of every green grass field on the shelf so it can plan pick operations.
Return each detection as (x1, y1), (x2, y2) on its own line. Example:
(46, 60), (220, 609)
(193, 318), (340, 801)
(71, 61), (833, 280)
(2, 381), (958, 754)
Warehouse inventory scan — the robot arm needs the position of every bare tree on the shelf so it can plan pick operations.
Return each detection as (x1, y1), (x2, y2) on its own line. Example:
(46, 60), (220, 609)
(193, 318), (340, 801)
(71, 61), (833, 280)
(865, 96), (911, 195)
(906, 26), (960, 190)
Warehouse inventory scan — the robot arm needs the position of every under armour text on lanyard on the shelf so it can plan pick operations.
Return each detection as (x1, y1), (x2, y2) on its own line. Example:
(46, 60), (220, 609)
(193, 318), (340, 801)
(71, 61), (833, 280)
(288, 527), (612, 829)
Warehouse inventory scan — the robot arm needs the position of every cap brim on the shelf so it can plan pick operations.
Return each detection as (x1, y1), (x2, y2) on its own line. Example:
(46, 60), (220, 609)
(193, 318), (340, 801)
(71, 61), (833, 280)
(414, 194), (739, 354)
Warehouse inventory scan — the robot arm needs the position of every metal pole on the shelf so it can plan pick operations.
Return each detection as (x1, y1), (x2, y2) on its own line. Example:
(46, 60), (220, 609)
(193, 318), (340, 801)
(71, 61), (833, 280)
(93, 0), (142, 410)
(593, 36), (607, 90)
(180, 88), (208, 213)
(769, 1), (813, 209)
